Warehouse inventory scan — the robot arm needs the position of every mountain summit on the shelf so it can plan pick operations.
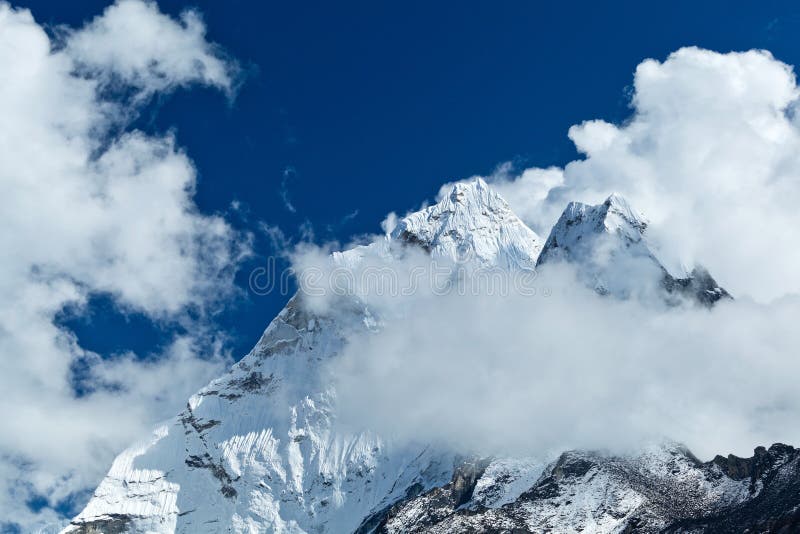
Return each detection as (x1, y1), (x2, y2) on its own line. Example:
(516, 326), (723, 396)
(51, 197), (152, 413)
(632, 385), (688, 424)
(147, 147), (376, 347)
(66, 183), (774, 534)
(392, 178), (542, 269)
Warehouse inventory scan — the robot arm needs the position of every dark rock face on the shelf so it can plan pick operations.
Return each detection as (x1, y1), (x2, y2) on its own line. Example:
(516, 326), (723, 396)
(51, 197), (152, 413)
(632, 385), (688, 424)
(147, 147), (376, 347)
(395, 229), (433, 253)
(370, 457), (492, 532)
(65, 514), (131, 534)
(178, 403), (239, 499)
(665, 444), (800, 534)
(662, 266), (732, 306)
(370, 444), (800, 534)
(184, 452), (238, 499)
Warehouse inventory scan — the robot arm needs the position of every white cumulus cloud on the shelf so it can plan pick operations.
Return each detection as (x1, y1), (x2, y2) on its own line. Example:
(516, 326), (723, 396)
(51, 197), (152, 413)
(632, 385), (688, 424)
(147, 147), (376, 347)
(0, 1), (245, 528)
(65, 0), (237, 98)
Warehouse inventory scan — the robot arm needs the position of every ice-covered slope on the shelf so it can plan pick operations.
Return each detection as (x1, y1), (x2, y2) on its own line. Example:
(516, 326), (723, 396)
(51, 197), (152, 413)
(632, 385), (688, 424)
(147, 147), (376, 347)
(66, 293), (455, 533)
(537, 194), (730, 304)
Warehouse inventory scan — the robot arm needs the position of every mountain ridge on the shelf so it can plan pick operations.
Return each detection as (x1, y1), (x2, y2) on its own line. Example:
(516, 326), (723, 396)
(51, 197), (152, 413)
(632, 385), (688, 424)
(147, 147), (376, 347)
(65, 180), (779, 534)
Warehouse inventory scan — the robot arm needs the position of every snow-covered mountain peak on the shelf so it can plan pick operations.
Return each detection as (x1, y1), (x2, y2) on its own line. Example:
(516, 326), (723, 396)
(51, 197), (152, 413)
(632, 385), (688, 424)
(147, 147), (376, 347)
(539, 194), (729, 304)
(538, 193), (651, 270)
(391, 178), (542, 269)
(550, 193), (648, 257)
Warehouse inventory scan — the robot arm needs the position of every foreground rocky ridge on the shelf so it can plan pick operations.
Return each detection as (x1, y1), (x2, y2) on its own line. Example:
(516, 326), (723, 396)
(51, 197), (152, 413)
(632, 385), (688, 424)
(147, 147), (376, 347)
(374, 444), (800, 533)
(66, 179), (793, 534)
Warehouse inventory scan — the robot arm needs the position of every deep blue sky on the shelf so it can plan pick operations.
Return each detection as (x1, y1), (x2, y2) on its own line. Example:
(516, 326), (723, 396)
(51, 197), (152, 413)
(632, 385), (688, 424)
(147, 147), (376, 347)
(23, 0), (800, 359)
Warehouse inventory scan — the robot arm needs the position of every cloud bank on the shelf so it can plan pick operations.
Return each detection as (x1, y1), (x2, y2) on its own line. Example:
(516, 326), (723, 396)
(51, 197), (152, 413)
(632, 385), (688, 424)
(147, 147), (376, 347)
(329, 264), (800, 462)
(0, 1), (244, 528)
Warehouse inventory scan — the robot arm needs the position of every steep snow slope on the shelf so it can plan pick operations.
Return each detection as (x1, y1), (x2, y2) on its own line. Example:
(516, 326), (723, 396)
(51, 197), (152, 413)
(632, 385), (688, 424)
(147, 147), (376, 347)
(64, 179), (543, 533)
(66, 293), (455, 533)
(537, 194), (730, 304)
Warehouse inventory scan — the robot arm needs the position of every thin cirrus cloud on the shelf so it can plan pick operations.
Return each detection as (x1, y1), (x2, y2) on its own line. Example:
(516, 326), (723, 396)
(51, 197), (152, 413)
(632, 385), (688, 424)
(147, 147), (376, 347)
(280, 165), (298, 213)
(0, 0), (246, 528)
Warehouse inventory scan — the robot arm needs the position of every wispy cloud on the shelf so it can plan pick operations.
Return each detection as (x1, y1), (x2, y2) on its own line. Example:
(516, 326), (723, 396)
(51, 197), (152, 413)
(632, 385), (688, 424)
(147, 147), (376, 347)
(280, 165), (298, 213)
(341, 209), (359, 224)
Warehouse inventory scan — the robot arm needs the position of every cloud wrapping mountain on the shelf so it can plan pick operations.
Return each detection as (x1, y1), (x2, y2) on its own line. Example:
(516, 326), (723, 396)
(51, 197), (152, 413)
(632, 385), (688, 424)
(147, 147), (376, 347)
(66, 179), (800, 532)
(492, 47), (800, 302)
(303, 186), (799, 462)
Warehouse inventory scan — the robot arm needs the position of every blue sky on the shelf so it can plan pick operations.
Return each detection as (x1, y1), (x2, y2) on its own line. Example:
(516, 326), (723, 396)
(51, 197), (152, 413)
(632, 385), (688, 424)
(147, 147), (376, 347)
(7, 1), (800, 527)
(25, 0), (800, 362)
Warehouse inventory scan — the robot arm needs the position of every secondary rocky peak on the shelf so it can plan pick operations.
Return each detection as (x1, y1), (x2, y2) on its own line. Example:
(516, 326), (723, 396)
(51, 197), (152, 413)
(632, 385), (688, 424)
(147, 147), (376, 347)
(538, 194), (653, 275)
(539, 194), (729, 305)
(391, 178), (542, 269)
(540, 193), (648, 266)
